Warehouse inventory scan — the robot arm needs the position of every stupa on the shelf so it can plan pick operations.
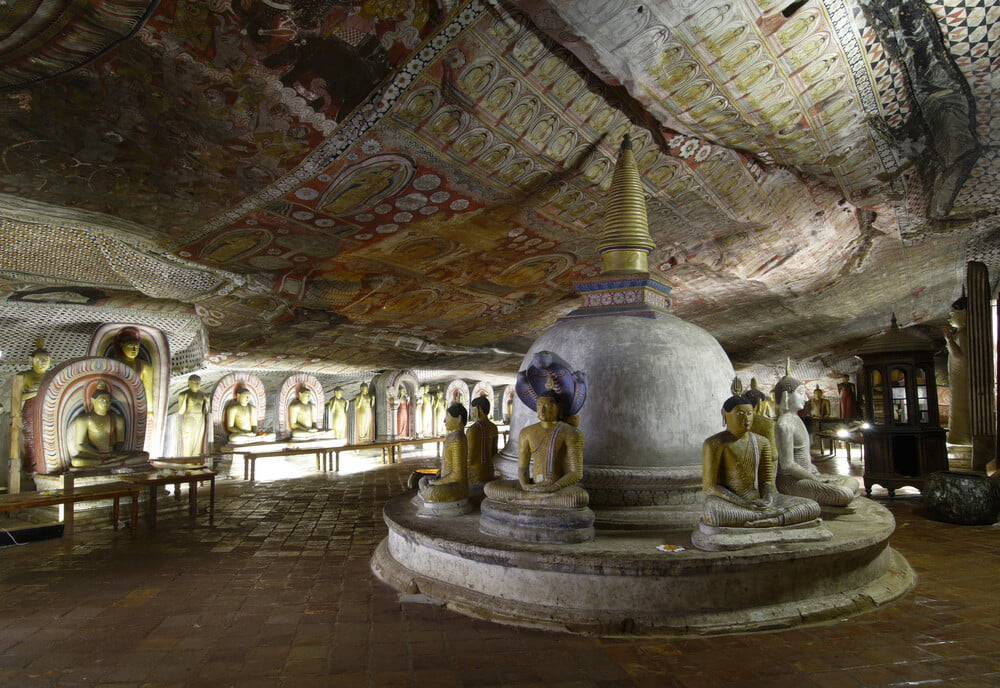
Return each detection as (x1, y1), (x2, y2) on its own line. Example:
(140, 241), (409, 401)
(496, 134), (733, 527)
(372, 137), (914, 636)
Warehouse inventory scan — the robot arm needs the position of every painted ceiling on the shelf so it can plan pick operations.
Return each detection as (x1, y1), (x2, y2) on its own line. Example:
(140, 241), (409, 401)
(0, 0), (997, 387)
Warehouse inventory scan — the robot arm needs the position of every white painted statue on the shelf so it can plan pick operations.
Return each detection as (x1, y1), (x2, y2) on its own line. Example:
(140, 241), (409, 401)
(772, 369), (857, 507)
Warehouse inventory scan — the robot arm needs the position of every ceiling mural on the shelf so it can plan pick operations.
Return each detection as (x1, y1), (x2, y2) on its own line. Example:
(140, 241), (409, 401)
(0, 0), (997, 379)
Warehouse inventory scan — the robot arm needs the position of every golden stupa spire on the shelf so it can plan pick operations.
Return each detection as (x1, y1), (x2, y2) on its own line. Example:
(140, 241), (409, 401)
(598, 134), (656, 275)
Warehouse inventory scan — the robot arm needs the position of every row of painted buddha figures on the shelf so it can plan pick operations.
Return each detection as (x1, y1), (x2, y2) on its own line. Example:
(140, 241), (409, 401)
(417, 366), (857, 549)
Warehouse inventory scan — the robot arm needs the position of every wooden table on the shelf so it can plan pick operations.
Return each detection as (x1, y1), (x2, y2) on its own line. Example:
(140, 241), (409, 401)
(122, 471), (216, 532)
(0, 481), (145, 536)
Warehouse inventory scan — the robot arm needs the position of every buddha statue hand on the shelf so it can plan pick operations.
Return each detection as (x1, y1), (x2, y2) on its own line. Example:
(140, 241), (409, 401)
(522, 479), (559, 493)
(757, 485), (778, 506)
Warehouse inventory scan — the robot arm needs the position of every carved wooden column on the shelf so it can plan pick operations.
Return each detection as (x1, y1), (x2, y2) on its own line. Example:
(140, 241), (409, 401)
(967, 262), (995, 470)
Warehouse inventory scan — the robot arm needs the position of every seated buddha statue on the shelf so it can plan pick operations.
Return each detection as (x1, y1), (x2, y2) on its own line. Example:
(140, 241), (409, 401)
(807, 386), (831, 419)
(70, 386), (149, 469)
(773, 372), (857, 507)
(287, 388), (332, 440)
(225, 388), (275, 445)
(417, 403), (470, 510)
(700, 393), (820, 529)
(466, 396), (498, 484)
(484, 391), (588, 508)
(745, 377), (772, 419)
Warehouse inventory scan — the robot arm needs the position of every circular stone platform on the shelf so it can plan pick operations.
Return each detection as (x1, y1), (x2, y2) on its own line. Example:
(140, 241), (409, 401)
(371, 493), (915, 636)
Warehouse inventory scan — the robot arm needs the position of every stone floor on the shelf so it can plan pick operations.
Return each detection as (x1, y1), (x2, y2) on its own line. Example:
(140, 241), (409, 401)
(0, 448), (997, 688)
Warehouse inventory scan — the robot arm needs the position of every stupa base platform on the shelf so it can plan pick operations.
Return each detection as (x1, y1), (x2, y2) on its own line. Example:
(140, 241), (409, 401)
(480, 498), (595, 544)
(372, 492), (914, 637)
(691, 517), (832, 551)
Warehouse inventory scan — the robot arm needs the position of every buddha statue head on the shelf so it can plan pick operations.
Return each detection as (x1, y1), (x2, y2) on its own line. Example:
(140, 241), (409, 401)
(91, 385), (113, 416)
(445, 403), (468, 431)
(721, 394), (754, 436)
(949, 295), (967, 329)
(30, 339), (52, 375)
(187, 374), (201, 393)
(773, 364), (806, 413)
(535, 391), (562, 424)
(297, 388), (313, 404)
(120, 335), (142, 361)
(236, 388), (252, 406)
(470, 395), (490, 422)
(813, 386), (824, 400)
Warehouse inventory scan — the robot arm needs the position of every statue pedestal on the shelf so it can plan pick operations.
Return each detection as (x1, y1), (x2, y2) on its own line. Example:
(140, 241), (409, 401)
(480, 498), (595, 544)
(415, 495), (472, 518)
(225, 433), (276, 447)
(690, 518), (833, 552)
(288, 431), (337, 442)
(372, 493), (913, 636)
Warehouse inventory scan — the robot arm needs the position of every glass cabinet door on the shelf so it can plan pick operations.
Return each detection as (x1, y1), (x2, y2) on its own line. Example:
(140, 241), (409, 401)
(890, 367), (909, 424)
(870, 368), (885, 424)
(915, 367), (930, 424)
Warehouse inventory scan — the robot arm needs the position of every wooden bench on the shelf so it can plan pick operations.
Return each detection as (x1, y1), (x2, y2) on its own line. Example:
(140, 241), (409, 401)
(230, 436), (451, 480)
(121, 471), (216, 532)
(232, 445), (339, 481)
(393, 436), (444, 461)
(0, 481), (145, 536)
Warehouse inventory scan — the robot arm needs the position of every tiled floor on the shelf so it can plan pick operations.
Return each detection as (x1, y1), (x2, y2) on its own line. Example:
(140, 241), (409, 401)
(0, 449), (997, 688)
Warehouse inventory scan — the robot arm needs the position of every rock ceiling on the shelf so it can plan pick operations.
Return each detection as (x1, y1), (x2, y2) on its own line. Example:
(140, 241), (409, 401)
(0, 0), (997, 385)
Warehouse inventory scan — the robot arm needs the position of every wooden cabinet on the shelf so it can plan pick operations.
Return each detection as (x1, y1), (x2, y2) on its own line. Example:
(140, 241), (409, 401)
(857, 318), (948, 495)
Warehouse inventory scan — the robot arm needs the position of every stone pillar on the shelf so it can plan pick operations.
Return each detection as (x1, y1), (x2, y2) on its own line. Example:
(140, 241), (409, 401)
(992, 297), (1000, 476)
(967, 262), (995, 471)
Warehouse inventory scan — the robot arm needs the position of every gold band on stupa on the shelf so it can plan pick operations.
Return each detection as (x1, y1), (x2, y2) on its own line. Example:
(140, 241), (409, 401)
(597, 134), (656, 275)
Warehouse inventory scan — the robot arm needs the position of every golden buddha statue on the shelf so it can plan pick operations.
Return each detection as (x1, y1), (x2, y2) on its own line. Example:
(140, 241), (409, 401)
(9, 338), (52, 487)
(416, 385), (431, 437)
(432, 391), (445, 435)
(807, 386), (831, 419)
(176, 374), (210, 457)
(12, 339), (51, 409)
(70, 384), (149, 468)
(700, 394), (820, 528)
(773, 372), (857, 507)
(225, 388), (274, 444)
(483, 391), (588, 508)
(466, 396), (498, 484)
(355, 382), (374, 442)
(287, 387), (326, 439)
(418, 403), (469, 503)
(116, 335), (154, 419)
(326, 388), (348, 439)
(747, 377), (772, 418)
